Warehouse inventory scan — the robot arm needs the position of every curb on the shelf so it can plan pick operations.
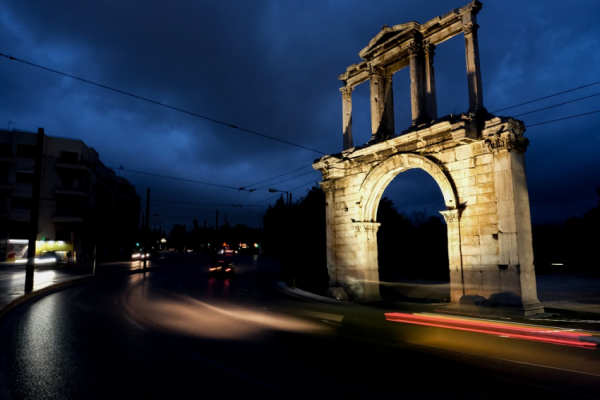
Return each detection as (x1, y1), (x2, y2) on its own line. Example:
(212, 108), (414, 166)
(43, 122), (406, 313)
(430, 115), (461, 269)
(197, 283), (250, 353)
(0, 265), (163, 323)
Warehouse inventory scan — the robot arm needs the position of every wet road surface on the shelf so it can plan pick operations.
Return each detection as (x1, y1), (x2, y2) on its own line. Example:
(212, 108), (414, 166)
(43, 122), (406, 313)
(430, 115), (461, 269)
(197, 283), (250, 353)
(1, 255), (600, 399)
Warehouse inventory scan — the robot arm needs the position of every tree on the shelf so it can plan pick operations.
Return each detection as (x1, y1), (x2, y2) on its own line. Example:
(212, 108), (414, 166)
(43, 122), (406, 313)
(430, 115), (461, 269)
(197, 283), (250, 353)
(167, 224), (187, 252)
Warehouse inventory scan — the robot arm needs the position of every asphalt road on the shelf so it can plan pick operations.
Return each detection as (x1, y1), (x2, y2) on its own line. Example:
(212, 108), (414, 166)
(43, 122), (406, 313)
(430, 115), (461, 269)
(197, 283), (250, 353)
(1, 254), (600, 399)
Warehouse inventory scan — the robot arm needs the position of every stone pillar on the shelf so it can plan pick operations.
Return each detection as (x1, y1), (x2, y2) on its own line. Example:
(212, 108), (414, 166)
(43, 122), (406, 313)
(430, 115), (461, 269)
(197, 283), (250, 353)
(440, 209), (463, 304)
(486, 128), (544, 315)
(320, 181), (337, 286)
(462, 14), (485, 114)
(351, 221), (381, 302)
(408, 39), (426, 126)
(369, 68), (394, 142)
(340, 86), (354, 150)
(423, 41), (438, 120)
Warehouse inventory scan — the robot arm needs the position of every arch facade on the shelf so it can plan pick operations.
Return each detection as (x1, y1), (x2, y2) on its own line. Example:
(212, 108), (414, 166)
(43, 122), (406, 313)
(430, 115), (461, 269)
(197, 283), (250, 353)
(313, 1), (543, 314)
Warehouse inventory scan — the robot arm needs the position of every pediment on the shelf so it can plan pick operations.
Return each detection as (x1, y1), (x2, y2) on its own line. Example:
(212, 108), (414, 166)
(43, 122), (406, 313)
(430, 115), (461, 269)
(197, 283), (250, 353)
(359, 22), (420, 60)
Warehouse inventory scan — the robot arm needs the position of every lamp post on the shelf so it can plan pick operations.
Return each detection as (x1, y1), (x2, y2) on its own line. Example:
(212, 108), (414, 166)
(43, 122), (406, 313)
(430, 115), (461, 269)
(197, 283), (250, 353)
(268, 188), (291, 208)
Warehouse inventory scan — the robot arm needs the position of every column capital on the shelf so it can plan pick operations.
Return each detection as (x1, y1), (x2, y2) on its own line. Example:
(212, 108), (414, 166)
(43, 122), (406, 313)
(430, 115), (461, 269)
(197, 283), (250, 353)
(407, 40), (422, 57)
(423, 40), (436, 56)
(368, 64), (385, 78)
(463, 21), (480, 37)
(440, 209), (460, 224)
(353, 221), (381, 236)
(340, 86), (354, 97)
(319, 180), (334, 193)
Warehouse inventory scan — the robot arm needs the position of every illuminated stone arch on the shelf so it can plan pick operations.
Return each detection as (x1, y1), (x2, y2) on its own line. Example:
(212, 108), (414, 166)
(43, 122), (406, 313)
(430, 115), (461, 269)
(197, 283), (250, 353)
(313, 2), (543, 314)
(359, 153), (456, 223)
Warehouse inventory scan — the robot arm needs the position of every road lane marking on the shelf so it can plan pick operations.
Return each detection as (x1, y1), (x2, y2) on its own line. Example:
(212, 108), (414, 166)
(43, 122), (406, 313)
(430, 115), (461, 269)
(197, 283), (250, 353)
(421, 343), (600, 378)
(188, 352), (283, 393)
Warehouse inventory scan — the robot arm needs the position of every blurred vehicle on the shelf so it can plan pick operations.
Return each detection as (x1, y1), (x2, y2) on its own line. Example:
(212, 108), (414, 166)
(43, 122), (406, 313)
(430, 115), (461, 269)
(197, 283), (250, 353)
(131, 250), (151, 260)
(16, 251), (59, 265)
(217, 246), (237, 256)
(209, 258), (235, 277)
(37, 251), (59, 264)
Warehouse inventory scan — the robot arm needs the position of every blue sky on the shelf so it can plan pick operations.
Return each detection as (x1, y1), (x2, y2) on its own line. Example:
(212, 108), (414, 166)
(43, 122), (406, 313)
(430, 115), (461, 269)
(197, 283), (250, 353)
(2, 0), (599, 230)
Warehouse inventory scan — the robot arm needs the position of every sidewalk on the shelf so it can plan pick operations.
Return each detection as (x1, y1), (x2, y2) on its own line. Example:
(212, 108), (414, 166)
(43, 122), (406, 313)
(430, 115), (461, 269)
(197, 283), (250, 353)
(0, 260), (153, 319)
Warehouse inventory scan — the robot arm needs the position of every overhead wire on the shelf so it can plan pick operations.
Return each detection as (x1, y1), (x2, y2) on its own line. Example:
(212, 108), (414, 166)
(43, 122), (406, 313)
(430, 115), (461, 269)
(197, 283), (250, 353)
(0, 52), (328, 155)
(491, 79), (600, 113)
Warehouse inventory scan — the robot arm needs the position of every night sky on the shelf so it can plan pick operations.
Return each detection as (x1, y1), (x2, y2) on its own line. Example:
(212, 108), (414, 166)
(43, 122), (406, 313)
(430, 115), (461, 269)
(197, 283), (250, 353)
(2, 1), (599, 231)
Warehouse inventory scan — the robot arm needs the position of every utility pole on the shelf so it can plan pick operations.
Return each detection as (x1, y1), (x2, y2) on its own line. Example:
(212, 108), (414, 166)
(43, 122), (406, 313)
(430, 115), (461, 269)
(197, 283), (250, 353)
(143, 188), (150, 271)
(25, 128), (44, 292)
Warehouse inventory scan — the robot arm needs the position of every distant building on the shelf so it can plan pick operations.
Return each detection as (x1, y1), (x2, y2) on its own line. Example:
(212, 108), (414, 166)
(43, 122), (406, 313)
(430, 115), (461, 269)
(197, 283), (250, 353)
(0, 128), (141, 262)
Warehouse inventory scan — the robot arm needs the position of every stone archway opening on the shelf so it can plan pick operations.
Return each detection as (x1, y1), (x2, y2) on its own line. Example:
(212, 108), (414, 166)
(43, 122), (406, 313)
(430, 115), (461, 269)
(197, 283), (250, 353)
(376, 169), (450, 303)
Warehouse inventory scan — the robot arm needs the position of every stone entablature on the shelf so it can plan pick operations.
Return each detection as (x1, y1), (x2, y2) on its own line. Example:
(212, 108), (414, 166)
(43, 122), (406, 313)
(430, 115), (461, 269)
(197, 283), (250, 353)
(338, 0), (485, 150)
(314, 116), (543, 315)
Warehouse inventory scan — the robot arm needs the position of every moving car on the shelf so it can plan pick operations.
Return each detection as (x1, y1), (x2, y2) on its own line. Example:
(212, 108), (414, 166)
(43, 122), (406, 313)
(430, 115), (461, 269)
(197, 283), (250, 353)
(209, 258), (235, 277)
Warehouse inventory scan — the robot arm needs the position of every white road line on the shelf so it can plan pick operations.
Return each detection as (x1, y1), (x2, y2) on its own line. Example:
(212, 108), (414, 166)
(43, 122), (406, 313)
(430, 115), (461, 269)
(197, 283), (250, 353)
(189, 352), (283, 393)
(123, 314), (146, 330)
(423, 343), (600, 378)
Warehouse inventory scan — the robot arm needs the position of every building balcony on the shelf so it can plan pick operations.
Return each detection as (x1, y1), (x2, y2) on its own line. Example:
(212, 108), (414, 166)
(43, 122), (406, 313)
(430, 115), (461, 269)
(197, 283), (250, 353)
(52, 211), (85, 223)
(0, 156), (15, 164)
(54, 187), (88, 196)
(56, 161), (91, 173)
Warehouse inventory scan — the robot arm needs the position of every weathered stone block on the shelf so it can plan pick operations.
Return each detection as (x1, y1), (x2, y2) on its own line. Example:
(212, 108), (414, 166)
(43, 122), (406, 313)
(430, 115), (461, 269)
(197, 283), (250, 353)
(456, 176), (476, 188)
(476, 192), (496, 204)
(460, 226), (480, 236)
(446, 158), (476, 171)
(458, 186), (477, 197)
(459, 195), (477, 206)
(462, 255), (481, 266)
(475, 153), (493, 166)
(475, 163), (493, 175)
(461, 235), (480, 246)
(476, 172), (494, 184)
(455, 145), (474, 161)
(479, 213), (499, 225)
(480, 224), (499, 235)
(475, 182), (495, 194)
(459, 215), (478, 227)
(481, 254), (499, 265)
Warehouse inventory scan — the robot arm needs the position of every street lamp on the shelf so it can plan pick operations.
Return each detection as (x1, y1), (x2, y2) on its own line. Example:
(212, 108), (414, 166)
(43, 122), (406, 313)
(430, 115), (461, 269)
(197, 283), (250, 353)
(268, 188), (291, 207)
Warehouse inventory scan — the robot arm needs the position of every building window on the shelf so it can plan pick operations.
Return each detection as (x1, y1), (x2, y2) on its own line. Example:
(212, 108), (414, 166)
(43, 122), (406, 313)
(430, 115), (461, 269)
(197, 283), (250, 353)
(59, 151), (78, 164)
(15, 171), (35, 184)
(0, 165), (9, 184)
(16, 144), (36, 158)
(11, 197), (32, 211)
(61, 175), (77, 188)
(0, 143), (12, 158)
(55, 228), (71, 242)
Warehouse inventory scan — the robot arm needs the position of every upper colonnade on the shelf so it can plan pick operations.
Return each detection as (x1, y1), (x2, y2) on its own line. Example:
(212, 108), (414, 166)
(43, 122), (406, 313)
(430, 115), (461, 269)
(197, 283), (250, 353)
(339, 0), (485, 150)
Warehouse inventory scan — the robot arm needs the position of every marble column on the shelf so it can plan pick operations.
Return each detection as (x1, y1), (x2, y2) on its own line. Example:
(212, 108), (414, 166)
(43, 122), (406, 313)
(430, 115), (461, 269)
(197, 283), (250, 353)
(440, 209), (464, 304)
(462, 17), (485, 114)
(340, 86), (354, 150)
(369, 68), (394, 142)
(408, 39), (426, 126)
(423, 41), (438, 120)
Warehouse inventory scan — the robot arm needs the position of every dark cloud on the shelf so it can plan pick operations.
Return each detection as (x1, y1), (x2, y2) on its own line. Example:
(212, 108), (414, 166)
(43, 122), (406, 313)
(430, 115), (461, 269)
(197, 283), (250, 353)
(1, 0), (599, 227)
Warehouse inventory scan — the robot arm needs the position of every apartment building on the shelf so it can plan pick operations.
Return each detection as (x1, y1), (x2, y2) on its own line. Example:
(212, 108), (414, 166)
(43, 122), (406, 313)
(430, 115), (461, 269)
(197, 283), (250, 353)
(0, 128), (141, 262)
